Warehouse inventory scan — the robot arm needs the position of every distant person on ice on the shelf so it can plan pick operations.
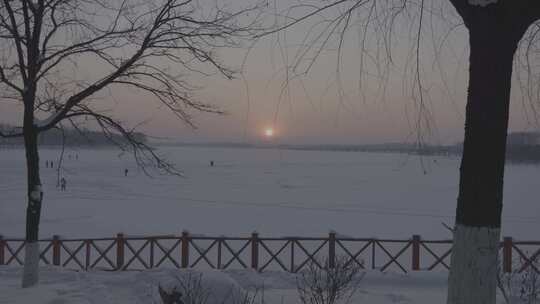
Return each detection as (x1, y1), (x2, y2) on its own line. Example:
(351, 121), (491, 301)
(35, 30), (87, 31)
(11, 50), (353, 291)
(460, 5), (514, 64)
(210, 161), (214, 167)
(45, 160), (49, 168)
(60, 177), (66, 191)
(124, 168), (129, 177)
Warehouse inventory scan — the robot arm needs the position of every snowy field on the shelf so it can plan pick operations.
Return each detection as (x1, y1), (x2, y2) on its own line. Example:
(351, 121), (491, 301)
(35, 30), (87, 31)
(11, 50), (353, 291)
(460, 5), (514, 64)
(1, 146), (540, 239)
(1, 146), (539, 303)
(0, 266), (449, 304)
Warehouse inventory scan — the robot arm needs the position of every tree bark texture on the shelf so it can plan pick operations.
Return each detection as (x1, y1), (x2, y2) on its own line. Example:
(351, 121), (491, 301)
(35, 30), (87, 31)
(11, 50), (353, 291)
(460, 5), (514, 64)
(21, 106), (43, 288)
(447, 7), (530, 304)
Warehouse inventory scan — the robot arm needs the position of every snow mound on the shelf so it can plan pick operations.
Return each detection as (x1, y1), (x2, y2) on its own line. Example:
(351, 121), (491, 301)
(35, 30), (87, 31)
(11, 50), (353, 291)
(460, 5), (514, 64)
(0, 265), (454, 304)
(0, 266), (245, 304)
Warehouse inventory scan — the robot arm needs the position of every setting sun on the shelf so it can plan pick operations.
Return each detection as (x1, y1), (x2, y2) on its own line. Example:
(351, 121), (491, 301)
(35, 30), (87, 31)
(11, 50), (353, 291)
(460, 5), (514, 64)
(264, 128), (274, 137)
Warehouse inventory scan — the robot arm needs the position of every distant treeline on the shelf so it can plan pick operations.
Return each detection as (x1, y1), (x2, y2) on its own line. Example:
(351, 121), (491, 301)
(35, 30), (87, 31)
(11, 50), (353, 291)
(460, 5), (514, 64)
(504, 146), (540, 163)
(284, 143), (460, 155)
(167, 141), (461, 154)
(168, 136), (540, 163)
(287, 142), (540, 163)
(0, 124), (147, 147)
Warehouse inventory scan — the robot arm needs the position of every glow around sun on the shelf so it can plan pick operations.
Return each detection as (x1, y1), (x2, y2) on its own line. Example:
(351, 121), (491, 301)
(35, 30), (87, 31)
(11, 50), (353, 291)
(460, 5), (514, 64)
(264, 128), (274, 137)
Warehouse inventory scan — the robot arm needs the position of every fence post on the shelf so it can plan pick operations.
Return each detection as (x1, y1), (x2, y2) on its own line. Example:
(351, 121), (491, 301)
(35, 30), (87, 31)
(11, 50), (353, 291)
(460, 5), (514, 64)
(116, 233), (125, 270)
(181, 231), (190, 268)
(85, 240), (91, 270)
(290, 239), (295, 273)
(371, 239), (376, 269)
(329, 231), (336, 268)
(52, 235), (61, 266)
(251, 232), (259, 270)
(0, 235), (4, 265)
(149, 238), (155, 268)
(503, 237), (513, 273)
(217, 237), (223, 269)
(412, 235), (421, 271)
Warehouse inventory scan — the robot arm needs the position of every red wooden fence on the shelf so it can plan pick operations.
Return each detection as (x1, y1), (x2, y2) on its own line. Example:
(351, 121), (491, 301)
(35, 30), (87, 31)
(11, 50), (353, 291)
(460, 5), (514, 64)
(0, 233), (538, 273)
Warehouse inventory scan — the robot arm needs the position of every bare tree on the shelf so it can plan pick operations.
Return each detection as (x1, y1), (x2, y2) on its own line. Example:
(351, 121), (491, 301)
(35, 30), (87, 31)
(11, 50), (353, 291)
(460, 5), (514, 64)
(173, 272), (212, 304)
(0, 0), (262, 288)
(497, 254), (540, 304)
(443, 2), (539, 304)
(158, 284), (183, 304)
(296, 256), (364, 304)
(258, 1), (540, 303)
(157, 273), (262, 304)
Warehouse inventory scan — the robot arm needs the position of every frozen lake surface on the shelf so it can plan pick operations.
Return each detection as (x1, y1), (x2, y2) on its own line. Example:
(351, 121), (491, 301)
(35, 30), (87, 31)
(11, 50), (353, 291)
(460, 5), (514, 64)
(1, 146), (539, 239)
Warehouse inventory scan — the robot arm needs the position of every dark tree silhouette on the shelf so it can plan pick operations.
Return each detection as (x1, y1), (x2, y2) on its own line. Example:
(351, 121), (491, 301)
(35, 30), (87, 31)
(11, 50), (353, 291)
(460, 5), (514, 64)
(260, 0), (540, 303)
(0, 0), (262, 288)
(447, 1), (540, 303)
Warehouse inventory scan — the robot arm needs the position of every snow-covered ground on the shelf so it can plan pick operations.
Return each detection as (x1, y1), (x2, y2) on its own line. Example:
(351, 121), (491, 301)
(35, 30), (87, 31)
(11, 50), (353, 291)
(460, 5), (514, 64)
(1, 146), (538, 303)
(0, 266), (449, 304)
(1, 146), (539, 239)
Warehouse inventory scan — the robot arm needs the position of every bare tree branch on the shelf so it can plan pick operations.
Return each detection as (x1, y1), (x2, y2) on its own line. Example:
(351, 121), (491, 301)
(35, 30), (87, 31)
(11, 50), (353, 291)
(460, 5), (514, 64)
(255, 0), (354, 38)
(2, 0), (29, 82)
(0, 1), (265, 287)
(29, 0), (262, 133)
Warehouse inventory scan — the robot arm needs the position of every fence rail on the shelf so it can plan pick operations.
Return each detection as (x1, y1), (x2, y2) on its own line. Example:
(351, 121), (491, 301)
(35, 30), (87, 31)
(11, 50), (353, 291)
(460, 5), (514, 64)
(0, 233), (539, 273)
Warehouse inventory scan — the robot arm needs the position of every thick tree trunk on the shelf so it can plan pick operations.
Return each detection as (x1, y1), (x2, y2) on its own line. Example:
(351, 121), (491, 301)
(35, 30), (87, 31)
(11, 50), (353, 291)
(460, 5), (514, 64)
(21, 116), (43, 288)
(447, 18), (522, 304)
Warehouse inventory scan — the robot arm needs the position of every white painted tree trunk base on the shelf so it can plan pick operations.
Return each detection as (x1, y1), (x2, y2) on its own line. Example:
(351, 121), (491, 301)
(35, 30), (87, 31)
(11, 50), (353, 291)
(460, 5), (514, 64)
(21, 242), (40, 288)
(447, 224), (501, 304)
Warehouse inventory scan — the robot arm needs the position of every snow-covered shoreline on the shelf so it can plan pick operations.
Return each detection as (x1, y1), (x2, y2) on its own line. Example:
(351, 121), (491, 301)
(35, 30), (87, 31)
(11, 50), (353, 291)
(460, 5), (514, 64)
(0, 266), (449, 304)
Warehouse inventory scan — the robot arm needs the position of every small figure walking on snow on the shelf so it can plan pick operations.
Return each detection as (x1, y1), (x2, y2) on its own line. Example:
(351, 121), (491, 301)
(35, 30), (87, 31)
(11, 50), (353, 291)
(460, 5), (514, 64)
(210, 160), (214, 167)
(124, 168), (129, 177)
(45, 160), (49, 168)
(60, 177), (66, 191)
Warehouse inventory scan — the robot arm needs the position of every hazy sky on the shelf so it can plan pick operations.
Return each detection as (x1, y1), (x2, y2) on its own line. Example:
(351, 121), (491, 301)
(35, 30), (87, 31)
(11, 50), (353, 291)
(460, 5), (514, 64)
(0, 0), (538, 145)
